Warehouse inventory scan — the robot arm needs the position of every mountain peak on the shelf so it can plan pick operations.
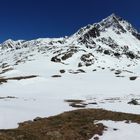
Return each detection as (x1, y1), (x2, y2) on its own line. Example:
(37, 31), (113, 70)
(109, 13), (119, 18)
(3, 39), (14, 43)
(105, 13), (123, 21)
(101, 13), (123, 25)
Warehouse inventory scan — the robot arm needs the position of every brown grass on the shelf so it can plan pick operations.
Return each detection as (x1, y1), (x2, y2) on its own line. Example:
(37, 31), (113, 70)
(0, 109), (140, 140)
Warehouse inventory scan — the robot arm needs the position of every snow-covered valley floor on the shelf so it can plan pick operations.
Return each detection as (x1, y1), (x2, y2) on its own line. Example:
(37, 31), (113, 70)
(0, 60), (140, 130)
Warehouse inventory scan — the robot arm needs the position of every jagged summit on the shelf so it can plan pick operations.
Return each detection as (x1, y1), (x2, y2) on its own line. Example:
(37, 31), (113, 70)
(103, 13), (122, 21)
(71, 13), (140, 45)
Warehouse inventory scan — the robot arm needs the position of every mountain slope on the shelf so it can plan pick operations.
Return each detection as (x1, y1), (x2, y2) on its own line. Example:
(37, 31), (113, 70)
(0, 14), (140, 74)
(0, 14), (140, 130)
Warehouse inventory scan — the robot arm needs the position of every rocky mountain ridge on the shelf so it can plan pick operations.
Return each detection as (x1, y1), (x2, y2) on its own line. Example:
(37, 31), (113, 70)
(0, 13), (140, 71)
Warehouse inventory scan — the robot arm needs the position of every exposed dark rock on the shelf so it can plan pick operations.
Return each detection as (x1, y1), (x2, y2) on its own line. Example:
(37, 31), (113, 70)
(77, 69), (86, 73)
(61, 52), (73, 60)
(51, 75), (61, 78)
(128, 99), (139, 105)
(115, 70), (122, 75)
(104, 50), (110, 55)
(80, 53), (94, 66)
(129, 76), (137, 80)
(93, 69), (97, 72)
(94, 136), (99, 140)
(83, 27), (100, 39)
(96, 46), (104, 53)
(126, 51), (135, 59)
(78, 62), (82, 67)
(132, 32), (140, 40)
(65, 99), (84, 103)
(69, 103), (86, 108)
(114, 52), (121, 58)
(88, 102), (98, 105)
(113, 128), (118, 131)
(0, 77), (7, 84)
(51, 56), (61, 63)
(60, 69), (65, 73)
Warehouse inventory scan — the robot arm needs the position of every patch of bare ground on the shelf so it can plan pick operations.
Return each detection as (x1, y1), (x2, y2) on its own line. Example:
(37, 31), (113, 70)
(0, 75), (37, 84)
(129, 76), (138, 80)
(0, 96), (17, 100)
(65, 99), (87, 108)
(51, 75), (61, 78)
(65, 99), (97, 108)
(0, 77), (7, 84)
(0, 109), (140, 140)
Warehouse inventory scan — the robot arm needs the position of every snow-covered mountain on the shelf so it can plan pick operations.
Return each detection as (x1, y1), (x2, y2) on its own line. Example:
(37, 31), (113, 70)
(1, 14), (140, 130)
(1, 13), (140, 72)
